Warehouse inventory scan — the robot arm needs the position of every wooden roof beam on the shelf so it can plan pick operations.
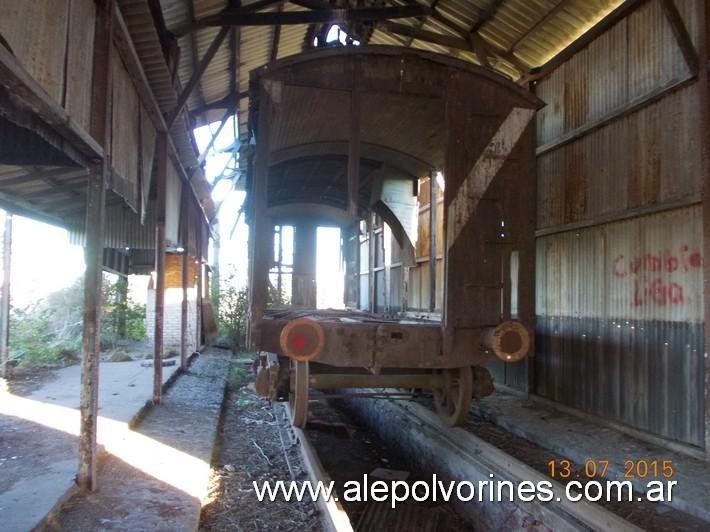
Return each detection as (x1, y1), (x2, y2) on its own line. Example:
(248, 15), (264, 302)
(166, 26), (231, 129)
(270, 2), (285, 61)
(406, 0), (441, 48)
(506, 0), (568, 53)
(190, 90), (249, 116)
(423, 7), (527, 72)
(194, 4), (431, 29)
(379, 20), (498, 70)
(469, 0), (505, 33)
(659, 0), (699, 75)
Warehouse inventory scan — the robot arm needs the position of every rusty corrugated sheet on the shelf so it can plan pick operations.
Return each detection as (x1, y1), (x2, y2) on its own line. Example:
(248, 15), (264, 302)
(531, 0), (705, 446)
(535, 206), (704, 446)
(535, 1), (704, 229)
(119, 0), (216, 221)
(536, 0), (698, 148)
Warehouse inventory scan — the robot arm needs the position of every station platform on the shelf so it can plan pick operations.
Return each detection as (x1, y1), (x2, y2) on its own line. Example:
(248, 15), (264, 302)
(0, 357), (182, 532)
(472, 389), (710, 524)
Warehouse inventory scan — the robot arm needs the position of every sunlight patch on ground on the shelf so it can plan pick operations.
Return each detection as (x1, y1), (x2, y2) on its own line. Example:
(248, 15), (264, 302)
(0, 390), (210, 502)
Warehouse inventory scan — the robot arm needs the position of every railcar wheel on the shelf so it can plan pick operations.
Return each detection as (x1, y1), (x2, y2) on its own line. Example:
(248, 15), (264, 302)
(433, 366), (473, 426)
(289, 360), (309, 428)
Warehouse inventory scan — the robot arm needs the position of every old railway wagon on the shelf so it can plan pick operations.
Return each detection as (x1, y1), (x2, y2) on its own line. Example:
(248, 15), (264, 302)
(246, 46), (543, 427)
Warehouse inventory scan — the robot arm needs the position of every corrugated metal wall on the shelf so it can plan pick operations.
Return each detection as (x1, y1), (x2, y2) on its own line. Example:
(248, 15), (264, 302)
(533, 0), (704, 446)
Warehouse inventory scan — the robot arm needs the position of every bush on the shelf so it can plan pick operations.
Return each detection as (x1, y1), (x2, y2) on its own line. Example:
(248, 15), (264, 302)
(213, 268), (290, 353)
(9, 274), (146, 367)
(216, 269), (248, 352)
(9, 279), (83, 366)
(101, 276), (146, 346)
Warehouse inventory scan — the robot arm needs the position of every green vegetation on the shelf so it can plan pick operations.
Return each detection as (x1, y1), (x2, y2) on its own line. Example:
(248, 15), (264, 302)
(9, 275), (146, 368)
(228, 364), (251, 388)
(213, 267), (290, 353)
(215, 268), (249, 352)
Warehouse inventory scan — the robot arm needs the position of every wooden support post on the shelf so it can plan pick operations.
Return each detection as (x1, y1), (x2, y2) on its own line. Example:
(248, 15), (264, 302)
(276, 225), (283, 296)
(78, 0), (113, 492)
(196, 226), (203, 350)
(78, 166), (107, 492)
(367, 213), (375, 313)
(153, 132), (168, 404)
(402, 264), (410, 313)
(347, 71), (361, 219)
(353, 223), (361, 309)
(0, 212), (11, 378)
(248, 84), (273, 348)
(292, 222), (317, 308)
(180, 244), (189, 371)
(382, 224), (390, 314)
(699, 0), (710, 460)
(428, 172), (437, 313)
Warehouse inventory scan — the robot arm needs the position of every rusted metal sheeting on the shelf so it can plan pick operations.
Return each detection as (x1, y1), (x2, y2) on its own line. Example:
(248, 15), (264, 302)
(111, 50), (141, 210)
(0, 0), (96, 168)
(537, 85), (703, 229)
(119, 0), (216, 220)
(537, 0), (701, 147)
(536, 1), (704, 229)
(535, 206), (704, 446)
(69, 201), (157, 250)
(0, 1), (69, 105)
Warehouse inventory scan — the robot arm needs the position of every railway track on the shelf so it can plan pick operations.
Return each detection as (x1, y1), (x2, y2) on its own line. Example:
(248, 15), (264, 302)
(278, 396), (642, 532)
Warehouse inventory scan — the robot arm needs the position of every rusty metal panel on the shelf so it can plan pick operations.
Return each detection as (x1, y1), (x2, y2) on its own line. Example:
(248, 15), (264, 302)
(536, 83), (703, 228)
(111, 49), (141, 209)
(535, 206), (704, 446)
(65, 0), (96, 133)
(0, 0), (69, 103)
(536, 0), (701, 147)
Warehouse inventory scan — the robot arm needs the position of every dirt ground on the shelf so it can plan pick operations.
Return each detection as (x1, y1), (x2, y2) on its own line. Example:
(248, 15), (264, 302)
(4, 365), (58, 396)
(199, 365), (322, 532)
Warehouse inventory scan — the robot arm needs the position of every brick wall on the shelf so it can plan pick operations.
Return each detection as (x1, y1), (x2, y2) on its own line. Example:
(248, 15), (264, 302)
(145, 286), (198, 353)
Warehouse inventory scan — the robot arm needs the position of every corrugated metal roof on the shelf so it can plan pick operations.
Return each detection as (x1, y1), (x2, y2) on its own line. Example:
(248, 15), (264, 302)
(119, 0), (216, 220)
(157, 0), (625, 144)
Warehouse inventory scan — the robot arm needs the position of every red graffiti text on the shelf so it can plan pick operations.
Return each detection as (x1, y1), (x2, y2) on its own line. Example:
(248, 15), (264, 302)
(612, 246), (702, 307)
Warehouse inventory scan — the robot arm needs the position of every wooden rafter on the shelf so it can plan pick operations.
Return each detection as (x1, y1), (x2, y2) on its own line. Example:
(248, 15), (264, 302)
(425, 7), (526, 72)
(270, 2), (285, 61)
(469, 0), (505, 33)
(380, 21), (493, 63)
(185, 0), (206, 111)
(659, 0), (699, 75)
(166, 26), (231, 129)
(190, 90), (249, 116)
(506, 0), (568, 53)
(194, 4), (431, 29)
(406, 0), (440, 48)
